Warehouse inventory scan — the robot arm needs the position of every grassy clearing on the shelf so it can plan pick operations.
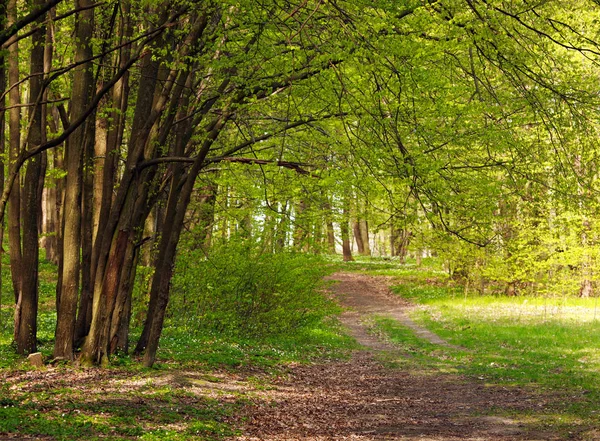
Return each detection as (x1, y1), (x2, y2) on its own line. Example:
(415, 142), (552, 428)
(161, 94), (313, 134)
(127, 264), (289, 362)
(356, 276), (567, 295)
(350, 257), (600, 436)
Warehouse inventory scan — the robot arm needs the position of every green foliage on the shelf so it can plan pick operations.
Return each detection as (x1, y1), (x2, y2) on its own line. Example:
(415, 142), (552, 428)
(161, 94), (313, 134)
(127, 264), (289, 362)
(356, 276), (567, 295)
(169, 240), (338, 337)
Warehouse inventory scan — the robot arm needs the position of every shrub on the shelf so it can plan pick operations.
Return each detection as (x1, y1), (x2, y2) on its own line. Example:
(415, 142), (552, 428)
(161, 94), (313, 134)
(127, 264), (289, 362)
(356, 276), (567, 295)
(169, 241), (336, 337)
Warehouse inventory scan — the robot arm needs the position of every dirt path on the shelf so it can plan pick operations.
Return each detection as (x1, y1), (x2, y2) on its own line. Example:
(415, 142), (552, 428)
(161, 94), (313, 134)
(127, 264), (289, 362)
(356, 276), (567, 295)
(235, 272), (560, 441)
(331, 272), (462, 350)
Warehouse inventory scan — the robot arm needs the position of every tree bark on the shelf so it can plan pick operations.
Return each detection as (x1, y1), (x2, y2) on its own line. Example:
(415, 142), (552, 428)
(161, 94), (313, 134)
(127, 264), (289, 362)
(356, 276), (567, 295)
(7, 0), (21, 308)
(359, 219), (370, 256)
(16, 0), (46, 354)
(341, 198), (353, 262)
(54, 0), (94, 360)
(353, 221), (365, 254)
(324, 200), (336, 254)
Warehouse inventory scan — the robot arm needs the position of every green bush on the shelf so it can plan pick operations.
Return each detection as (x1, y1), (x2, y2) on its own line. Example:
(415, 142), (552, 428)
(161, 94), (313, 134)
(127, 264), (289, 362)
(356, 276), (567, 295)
(169, 241), (336, 337)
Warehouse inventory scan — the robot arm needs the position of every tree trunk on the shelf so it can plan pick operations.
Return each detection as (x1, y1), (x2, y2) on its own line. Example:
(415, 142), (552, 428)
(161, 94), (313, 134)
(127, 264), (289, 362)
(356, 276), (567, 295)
(16, 0), (46, 354)
(43, 152), (59, 263)
(193, 183), (217, 250)
(293, 200), (308, 251)
(341, 199), (353, 262)
(391, 225), (411, 263)
(0, 0), (6, 333)
(274, 201), (288, 251)
(359, 219), (370, 256)
(353, 221), (365, 254)
(7, 0), (21, 308)
(324, 200), (336, 254)
(54, 0), (94, 360)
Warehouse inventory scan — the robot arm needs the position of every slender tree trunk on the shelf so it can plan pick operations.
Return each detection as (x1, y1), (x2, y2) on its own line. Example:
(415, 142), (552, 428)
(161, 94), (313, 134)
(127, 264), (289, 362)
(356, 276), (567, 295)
(293, 200), (308, 251)
(16, 0), (46, 354)
(324, 200), (336, 254)
(142, 119), (226, 367)
(194, 183), (217, 250)
(43, 153), (58, 263)
(341, 197), (353, 262)
(359, 219), (370, 256)
(0, 0), (6, 332)
(7, 0), (21, 309)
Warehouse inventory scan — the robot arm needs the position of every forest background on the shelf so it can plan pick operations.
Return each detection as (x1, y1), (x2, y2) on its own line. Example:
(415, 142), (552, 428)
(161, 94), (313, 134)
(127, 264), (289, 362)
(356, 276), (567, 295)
(0, 0), (600, 368)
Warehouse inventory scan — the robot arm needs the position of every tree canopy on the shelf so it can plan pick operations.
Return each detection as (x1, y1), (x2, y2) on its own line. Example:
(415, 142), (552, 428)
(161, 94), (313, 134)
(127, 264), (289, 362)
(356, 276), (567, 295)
(2, 0), (600, 366)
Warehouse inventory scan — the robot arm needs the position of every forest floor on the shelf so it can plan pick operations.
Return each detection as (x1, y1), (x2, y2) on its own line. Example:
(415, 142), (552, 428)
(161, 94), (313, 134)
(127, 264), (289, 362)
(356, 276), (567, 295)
(1, 271), (590, 440)
(232, 272), (572, 441)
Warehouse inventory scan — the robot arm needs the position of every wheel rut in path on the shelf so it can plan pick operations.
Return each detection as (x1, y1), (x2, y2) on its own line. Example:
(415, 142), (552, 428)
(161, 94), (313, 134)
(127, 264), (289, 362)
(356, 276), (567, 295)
(234, 272), (560, 441)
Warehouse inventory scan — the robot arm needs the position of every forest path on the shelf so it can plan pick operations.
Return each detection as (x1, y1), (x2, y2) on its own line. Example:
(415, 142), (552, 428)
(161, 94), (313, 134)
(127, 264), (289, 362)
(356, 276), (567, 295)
(330, 272), (462, 351)
(235, 272), (561, 441)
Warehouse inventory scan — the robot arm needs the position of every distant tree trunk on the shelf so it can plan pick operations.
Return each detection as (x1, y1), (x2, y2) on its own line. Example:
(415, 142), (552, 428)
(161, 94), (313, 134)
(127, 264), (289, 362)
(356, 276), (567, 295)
(194, 183), (217, 250)
(274, 201), (289, 251)
(43, 152), (59, 263)
(16, 0), (46, 354)
(359, 220), (370, 256)
(580, 279), (593, 298)
(391, 225), (411, 263)
(574, 156), (593, 298)
(353, 221), (365, 254)
(324, 200), (336, 254)
(293, 200), (309, 251)
(54, 0), (94, 360)
(505, 281), (517, 297)
(341, 197), (353, 262)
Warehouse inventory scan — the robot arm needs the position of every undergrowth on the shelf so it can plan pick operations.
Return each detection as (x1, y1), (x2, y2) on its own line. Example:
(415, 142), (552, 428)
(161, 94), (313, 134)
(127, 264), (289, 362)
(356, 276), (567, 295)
(0, 244), (356, 440)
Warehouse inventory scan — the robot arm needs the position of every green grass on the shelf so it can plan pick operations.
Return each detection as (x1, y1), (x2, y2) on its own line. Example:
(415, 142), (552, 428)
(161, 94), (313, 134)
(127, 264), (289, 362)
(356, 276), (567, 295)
(0, 250), (357, 440)
(0, 376), (246, 441)
(155, 317), (357, 369)
(356, 259), (600, 436)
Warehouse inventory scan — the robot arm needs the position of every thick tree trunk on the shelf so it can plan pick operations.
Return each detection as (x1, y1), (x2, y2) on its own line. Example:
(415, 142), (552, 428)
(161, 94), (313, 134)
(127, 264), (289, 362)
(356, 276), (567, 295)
(353, 221), (365, 254)
(83, 230), (129, 365)
(391, 225), (411, 263)
(77, 115), (96, 344)
(54, 0), (94, 360)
